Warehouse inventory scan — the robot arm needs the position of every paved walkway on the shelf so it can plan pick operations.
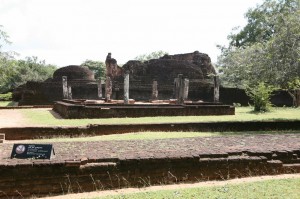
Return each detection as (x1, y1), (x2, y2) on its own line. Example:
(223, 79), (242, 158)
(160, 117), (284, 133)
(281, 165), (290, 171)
(1, 134), (300, 165)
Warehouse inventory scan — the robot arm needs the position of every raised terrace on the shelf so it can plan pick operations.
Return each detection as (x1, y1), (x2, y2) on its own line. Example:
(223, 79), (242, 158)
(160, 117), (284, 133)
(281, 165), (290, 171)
(1, 134), (300, 197)
(53, 99), (235, 119)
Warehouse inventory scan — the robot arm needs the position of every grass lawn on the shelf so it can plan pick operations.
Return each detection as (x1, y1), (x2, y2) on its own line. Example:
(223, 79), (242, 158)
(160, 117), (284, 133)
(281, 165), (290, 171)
(20, 107), (300, 127)
(92, 178), (300, 199)
(0, 101), (17, 106)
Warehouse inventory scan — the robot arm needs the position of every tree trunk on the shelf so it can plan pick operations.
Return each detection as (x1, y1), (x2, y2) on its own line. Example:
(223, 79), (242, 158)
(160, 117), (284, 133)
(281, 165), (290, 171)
(287, 90), (299, 107)
(296, 89), (300, 107)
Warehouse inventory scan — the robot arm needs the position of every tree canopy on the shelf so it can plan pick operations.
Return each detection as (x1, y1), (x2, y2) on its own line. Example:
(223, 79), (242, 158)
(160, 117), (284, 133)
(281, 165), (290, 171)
(217, 0), (300, 89)
(135, 50), (168, 62)
(228, 0), (299, 47)
(80, 60), (106, 80)
(0, 26), (57, 93)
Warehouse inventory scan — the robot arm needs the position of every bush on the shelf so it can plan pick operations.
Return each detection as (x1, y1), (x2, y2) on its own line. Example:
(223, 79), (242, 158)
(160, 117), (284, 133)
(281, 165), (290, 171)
(246, 83), (273, 112)
(0, 92), (12, 101)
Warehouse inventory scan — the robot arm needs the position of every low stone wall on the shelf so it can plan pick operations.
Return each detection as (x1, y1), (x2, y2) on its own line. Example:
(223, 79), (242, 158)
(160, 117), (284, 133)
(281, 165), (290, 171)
(0, 151), (299, 198)
(53, 101), (235, 119)
(1, 134), (300, 198)
(1, 120), (300, 140)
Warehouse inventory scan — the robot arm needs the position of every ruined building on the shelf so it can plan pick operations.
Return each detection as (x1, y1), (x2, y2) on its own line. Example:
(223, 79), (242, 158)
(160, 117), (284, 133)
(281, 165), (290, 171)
(14, 51), (218, 105)
(14, 65), (99, 105)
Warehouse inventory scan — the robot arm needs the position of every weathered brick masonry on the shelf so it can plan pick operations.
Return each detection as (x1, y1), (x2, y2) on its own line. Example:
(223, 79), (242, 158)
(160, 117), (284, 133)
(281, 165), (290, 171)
(0, 134), (300, 197)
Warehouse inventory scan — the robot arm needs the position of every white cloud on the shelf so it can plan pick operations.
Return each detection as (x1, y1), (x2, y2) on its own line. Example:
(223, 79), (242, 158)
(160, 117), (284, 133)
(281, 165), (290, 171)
(0, 0), (263, 66)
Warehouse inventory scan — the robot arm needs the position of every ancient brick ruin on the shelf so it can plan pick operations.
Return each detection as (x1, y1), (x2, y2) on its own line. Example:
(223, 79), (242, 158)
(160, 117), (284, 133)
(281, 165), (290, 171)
(1, 134), (300, 197)
(12, 51), (294, 106)
(14, 65), (100, 105)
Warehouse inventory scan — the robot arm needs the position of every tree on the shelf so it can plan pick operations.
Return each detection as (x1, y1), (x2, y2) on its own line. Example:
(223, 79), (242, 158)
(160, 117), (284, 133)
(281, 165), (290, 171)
(80, 60), (106, 80)
(246, 82), (274, 112)
(217, 0), (300, 107)
(0, 25), (16, 93)
(0, 26), (57, 93)
(228, 0), (299, 47)
(135, 50), (168, 62)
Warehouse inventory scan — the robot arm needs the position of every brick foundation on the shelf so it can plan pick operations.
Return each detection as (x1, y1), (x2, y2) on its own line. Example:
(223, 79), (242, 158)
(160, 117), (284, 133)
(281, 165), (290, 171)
(0, 151), (299, 198)
(53, 100), (235, 119)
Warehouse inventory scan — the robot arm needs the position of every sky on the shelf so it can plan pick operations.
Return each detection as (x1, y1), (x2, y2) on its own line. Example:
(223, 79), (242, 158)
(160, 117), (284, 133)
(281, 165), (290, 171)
(0, 0), (264, 67)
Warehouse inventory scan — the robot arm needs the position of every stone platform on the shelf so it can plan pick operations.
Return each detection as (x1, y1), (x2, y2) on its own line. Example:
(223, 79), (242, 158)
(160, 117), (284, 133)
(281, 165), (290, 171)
(53, 99), (235, 119)
(0, 134), (300, 197)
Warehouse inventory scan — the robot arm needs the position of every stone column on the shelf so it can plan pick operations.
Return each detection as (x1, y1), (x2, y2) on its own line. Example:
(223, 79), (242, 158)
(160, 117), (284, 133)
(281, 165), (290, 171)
(214, 75), (220, 103)
(62, 76), (68, 99)
(124, 71), (129, 104)
(177, 74), (184, 104)
(67, 86), (72, 100)
(173, 77), (179, 99)
(97, 79), (102, 99)
(105, 76), (112, 101)
(152, 80), (158, 100)
(183, 78), (189, 100)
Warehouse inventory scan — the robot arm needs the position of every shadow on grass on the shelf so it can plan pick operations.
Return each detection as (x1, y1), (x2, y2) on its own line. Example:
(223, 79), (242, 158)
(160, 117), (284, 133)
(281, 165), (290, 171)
(7, 101), (18, 106)
(47, 110), (63, 119)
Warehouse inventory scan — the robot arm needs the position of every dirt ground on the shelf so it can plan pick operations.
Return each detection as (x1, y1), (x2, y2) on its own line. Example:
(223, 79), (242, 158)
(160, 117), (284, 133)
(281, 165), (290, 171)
(0, 109), (28, 127)
(42, 174), (300, 199)
(0, 108), (52, 127)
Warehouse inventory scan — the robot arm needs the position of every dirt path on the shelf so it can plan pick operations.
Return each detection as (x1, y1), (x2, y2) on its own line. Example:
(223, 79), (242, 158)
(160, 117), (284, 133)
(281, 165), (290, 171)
(42, 173), (300, 199)
(0, 108), (53, 127)
(0, 109), (28, 127)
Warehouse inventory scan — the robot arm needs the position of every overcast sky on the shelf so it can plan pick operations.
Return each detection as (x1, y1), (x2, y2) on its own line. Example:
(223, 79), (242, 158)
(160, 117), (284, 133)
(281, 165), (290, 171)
(1, 0), (264, 67)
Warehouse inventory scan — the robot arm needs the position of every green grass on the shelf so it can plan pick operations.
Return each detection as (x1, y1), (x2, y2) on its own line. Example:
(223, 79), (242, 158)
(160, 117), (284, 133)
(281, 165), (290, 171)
(25, 130), (300, 143)
(0, 101), (17, 106)
(91, 178), (300, 199)
(20, 107), (300, 127)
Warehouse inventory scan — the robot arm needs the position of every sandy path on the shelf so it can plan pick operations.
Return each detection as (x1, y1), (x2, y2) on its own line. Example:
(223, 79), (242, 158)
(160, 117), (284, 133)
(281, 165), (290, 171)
(0, 109), (28, 127)
(42, 174), (300, 199)
(0, 108), (53, 128)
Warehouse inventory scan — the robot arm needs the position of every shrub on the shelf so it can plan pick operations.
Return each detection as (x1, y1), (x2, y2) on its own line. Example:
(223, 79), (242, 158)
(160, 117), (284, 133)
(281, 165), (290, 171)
(246, 82), (273, 112)
(0, 92), (12, 101)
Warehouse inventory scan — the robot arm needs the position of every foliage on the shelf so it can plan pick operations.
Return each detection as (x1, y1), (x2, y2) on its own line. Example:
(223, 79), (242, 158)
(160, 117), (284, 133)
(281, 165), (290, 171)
(135, 50), (168, 62)
(80, 59), (105, 80)
(0, 56), (56, 93)
(287, 77), (300, 107)
(0, 25), (11, 49)
(0, 26), (57, 93)
(246, 82), (274, 112)
(0, 92), (12, 101)
(288, 77), (300, 90)
(228, 0), (299, 47)
(217, 0), (300, 90)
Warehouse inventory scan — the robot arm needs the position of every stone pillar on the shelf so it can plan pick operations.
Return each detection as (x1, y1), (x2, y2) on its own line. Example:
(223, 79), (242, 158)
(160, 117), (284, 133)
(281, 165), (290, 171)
(173, 77), (179, 99)
(152, 80), (158, 100)
(67, 86), (72, 100)
(183, 78), (189, 100)
(62, 76), (68, 99)
(105, 76), (112, 101)
(124, 71), (129, 104)
(97, 79), (102, 99)
(177, 74), (184, 104)
(214, 76), (220, 103)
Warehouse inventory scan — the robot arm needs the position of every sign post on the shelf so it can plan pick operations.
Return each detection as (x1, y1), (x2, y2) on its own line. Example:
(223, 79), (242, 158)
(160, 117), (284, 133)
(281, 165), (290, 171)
(11, 144), (54, 159)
